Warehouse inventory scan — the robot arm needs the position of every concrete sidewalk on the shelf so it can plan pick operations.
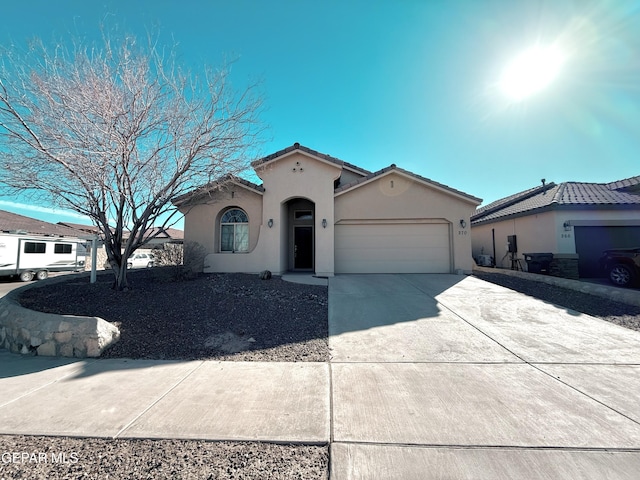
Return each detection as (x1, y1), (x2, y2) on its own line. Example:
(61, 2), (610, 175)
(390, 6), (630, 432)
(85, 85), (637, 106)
(3, 273), (640, 479)
(0, 353), (329, 443)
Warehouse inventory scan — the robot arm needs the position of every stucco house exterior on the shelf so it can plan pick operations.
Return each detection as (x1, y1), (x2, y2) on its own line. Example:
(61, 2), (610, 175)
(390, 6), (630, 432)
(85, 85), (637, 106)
(174, 143), (482, 277)
(471, 176), (640, 279)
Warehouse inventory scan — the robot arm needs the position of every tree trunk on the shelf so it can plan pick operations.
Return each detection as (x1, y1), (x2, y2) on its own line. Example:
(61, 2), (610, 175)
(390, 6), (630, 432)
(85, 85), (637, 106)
(108, 259), (130, 291)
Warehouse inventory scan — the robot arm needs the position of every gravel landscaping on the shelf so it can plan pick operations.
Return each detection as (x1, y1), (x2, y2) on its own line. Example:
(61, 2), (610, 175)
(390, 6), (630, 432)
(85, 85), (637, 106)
(473, 271), (640, 331)
(0, 436), (328, 479)
(17, 269), (329, 362)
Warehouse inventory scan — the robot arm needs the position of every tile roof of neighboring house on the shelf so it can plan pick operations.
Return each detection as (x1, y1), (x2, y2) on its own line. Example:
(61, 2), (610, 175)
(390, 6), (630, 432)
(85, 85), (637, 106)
(334, 164), (483, 204)
(58, 222), (101, 235)
(251, 142), (372, 176)
(472, 176), (640, 225)
(0, 210), (85, 237)
(605, 175), (640, 193)
(132, 227), (184, 242)
(60, 222), (184, 242)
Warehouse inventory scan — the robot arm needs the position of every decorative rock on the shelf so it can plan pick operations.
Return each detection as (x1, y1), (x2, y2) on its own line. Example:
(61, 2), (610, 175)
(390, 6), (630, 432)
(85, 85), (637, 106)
(0, 290), (120, 358)
(54, 331), (73, 343)
(37, 341), (57, 357)
(59, 343), (74, 357)
(259, 270), (272, 280)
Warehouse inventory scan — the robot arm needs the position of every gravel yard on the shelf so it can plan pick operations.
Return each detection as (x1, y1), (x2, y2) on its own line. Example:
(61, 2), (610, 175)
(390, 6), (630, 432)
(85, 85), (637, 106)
(18, 269), (329, 362)
(0, 436), (328, 480)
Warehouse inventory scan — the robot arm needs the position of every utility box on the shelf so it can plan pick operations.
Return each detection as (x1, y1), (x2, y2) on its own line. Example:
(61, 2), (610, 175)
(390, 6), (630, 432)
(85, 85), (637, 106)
(507, 235), (518, 253)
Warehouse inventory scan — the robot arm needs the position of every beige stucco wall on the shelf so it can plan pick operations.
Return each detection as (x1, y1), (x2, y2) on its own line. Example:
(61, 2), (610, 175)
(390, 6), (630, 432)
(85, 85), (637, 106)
(472, 209), (640, 268)
(256, 152), (342, 276)
(181, 186), (264, 271)
(334, 171), (478, 273)
(471, 211), (556, 269)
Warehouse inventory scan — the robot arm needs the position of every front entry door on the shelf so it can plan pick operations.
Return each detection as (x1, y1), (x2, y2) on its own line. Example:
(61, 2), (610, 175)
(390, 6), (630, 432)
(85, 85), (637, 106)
(294, 226), (313, 269)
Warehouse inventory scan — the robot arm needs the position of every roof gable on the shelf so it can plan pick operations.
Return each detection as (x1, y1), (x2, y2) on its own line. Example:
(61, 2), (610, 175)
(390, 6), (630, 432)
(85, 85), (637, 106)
(251, 143), (371, 176)
(335, 164), (482, 205)
(173, 174), (264, 207)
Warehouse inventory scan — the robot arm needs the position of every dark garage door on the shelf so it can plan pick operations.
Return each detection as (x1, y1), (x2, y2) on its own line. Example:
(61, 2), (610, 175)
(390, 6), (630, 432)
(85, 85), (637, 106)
(574, 226), (640, 277)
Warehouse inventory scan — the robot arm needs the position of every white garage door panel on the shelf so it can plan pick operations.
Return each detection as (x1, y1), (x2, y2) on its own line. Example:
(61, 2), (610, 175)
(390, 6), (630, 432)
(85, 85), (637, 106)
(335, 223), (450, 274)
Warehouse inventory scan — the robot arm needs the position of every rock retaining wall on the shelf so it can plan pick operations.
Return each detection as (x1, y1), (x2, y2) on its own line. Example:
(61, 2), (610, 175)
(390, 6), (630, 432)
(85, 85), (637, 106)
(0, 291), (120, 358)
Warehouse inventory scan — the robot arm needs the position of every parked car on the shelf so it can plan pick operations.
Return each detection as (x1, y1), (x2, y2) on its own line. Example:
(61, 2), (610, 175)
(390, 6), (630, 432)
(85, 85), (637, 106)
(598, 247), (640, 287)
(127, 253), (155, 269)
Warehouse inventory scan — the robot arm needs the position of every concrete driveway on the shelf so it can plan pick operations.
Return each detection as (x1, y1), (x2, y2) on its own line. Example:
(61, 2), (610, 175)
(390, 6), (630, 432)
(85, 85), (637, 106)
(329, 274), (640, 479)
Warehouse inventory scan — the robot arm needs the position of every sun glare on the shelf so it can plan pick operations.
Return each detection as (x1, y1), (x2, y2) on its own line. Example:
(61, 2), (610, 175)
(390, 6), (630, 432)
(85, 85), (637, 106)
(500, 46), (565, 101)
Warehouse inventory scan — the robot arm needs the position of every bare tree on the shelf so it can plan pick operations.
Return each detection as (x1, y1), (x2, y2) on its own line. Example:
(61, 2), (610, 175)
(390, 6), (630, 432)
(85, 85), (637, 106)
(0, 32), (264, 289)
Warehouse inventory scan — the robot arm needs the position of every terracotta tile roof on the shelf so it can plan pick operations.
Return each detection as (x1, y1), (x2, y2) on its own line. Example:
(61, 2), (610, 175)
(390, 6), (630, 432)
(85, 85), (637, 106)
(472, 176), (640, 225)
(0, 210), (85, 237)
(251, 142), (372, 176)
(334, 164), (482, 204)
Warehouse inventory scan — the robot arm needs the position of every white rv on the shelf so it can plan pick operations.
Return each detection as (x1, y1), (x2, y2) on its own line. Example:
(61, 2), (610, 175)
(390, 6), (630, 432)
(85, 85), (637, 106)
(0, 233), (86, 281)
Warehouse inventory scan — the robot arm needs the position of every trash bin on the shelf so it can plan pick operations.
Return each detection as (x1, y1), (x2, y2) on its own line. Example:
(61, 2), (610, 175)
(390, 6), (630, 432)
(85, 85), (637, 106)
(524, 253), (554, 274)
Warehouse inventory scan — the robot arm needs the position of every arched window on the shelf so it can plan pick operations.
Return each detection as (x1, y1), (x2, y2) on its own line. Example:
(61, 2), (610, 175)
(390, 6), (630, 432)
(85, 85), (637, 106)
(220, 208), (249, 252)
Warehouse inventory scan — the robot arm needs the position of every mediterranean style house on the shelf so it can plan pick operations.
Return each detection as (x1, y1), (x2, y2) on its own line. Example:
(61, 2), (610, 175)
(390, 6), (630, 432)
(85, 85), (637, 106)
(174, 143), (482, 277)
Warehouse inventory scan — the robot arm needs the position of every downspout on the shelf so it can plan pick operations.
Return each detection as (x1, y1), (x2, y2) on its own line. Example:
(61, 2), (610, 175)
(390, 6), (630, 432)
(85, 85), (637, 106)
(492, 228), (496, 267)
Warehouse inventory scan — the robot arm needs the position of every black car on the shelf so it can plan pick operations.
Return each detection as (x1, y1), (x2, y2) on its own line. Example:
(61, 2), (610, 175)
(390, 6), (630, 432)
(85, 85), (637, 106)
(598, 247), (640, 288)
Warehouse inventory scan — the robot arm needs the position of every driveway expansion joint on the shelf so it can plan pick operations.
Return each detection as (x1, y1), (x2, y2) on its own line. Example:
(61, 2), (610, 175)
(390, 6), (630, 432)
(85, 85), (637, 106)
(333, 441), (640, 453)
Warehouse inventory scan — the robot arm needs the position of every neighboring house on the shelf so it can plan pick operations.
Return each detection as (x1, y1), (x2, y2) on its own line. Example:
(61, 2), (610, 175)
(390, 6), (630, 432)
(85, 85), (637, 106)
(174, 143), (482, 276)
(1, 210), (86, 238)
(470, 177), (640, 278)
(58, 222), (184, 269)
(58, 223), (184, 246)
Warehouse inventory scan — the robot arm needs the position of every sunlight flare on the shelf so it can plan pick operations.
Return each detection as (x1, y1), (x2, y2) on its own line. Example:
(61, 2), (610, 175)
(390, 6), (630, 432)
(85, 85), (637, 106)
(500, 45), (565, 101)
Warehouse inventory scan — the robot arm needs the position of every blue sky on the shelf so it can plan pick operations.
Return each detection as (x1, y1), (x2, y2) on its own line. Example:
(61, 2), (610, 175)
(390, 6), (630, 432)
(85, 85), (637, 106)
(0, 0), (639, 228)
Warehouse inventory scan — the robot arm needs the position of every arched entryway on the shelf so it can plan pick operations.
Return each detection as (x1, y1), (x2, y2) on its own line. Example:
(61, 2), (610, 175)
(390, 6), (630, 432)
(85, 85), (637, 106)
(285, 198), (316, 271)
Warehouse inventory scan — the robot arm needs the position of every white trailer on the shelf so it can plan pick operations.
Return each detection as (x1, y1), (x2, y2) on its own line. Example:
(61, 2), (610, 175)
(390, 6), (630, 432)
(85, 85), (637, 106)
(0, 233), (86, 281)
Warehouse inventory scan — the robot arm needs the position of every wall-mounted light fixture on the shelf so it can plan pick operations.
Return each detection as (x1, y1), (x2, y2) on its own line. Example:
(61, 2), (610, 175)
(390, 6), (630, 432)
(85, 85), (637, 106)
(459, 219), (467, 229)
(322, 219), (327, 228)
(563, 221), (571, 231)
(267, 219), (274, 228)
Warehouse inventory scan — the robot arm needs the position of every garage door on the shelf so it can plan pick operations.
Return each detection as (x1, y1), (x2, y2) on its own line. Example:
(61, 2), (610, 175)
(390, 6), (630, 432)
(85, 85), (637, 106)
(335, 223), (451, 274)
(575, 226), (640, 277)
